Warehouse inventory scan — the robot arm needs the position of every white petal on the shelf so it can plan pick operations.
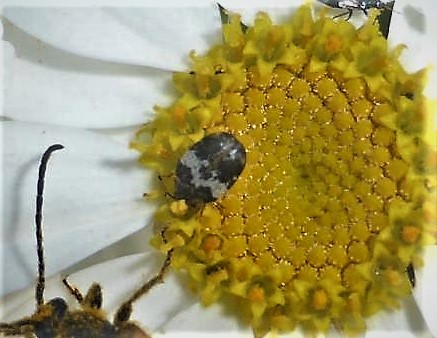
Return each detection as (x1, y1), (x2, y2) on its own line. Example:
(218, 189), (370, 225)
(413, 246), (437, 337)
(1, 0), (341, 75)
(161, 302), (250, 335)
(0, 253), (196, 334)
(0, 121), (153, 295)
(219, 0), (310, 24)
(160, 302), (314, 338)
(2, 5), (222, 72)
(1, 2), (308, 129)
(64, 226), (154, 275)
(390, 0), (437, 97)
(161, 298), (431, 338)
(2, 29), (172, 128)
(365, 296), (432, 338)
(92, 125), (144, 146)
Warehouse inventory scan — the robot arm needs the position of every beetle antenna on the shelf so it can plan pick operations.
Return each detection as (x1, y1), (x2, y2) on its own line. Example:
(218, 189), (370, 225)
(35, 144), (64, 307)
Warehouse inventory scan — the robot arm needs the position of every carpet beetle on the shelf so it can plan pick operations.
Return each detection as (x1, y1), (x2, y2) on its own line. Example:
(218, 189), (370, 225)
(174, 132), (246, 207)
(0, 144), (173, 338)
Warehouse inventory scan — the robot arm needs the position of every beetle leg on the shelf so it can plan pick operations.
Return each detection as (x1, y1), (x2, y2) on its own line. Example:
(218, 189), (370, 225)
(0, 319), (35, 336)
(62, 277), (84, 303)
(333, 9), (353, 20)
(114, 250), (174, 326)
(62, 278), (103, 309)
(82, 283), (103, 309)
(406, 262), (416, 288)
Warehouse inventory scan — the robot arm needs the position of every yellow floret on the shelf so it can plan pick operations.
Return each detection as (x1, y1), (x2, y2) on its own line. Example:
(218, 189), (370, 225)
(134, 4), (434, 337)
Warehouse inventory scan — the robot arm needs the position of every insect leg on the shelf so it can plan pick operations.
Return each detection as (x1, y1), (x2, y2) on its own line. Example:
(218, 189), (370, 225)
(0, 319), (35, 335)
(333, 8), (353, 20)
(406, 262), (416, 288)
(62, 278), (103, 309)
(62, 277), (84, 303)
(113, 250), (174, 326)
(157, 174), (177, 200)
(35, 144), (65, 307)
(82, 283), (103, 309)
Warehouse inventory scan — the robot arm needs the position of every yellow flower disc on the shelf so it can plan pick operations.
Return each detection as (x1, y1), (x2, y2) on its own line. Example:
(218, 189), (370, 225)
(131, 5), (436, 337)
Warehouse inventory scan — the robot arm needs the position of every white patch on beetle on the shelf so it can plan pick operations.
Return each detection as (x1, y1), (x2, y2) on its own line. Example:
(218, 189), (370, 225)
(228, 147), (243, 161)
(174, 132), (246, 205)
(180, 150), (229, 199)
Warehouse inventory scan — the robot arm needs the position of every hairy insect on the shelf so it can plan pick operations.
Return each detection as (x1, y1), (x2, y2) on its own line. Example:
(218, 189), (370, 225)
(317, 0), (394, 20)
(174, 132), (246, 207)
(0, 144), (173, 338)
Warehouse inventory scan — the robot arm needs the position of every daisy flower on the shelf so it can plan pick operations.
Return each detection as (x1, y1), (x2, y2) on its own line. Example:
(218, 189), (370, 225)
(0, 0), (436, 337)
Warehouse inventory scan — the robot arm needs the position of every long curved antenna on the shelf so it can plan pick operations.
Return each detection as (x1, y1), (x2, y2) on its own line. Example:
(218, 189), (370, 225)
(35, 144), (64, 306)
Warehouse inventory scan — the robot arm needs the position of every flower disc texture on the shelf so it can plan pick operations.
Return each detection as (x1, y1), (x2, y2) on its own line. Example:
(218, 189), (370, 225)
(131, 5), (435, 336)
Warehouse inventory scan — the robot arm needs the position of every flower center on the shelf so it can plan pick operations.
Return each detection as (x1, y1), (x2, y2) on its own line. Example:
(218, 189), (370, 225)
(213, 65), (397, 283)
(132, 4), (434, 336)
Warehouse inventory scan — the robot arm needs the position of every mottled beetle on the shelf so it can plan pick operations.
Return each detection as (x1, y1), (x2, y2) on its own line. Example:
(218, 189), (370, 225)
(0, 144), (173, 338)
(317, 0), (394, 20)
(173, 132), (246, 207)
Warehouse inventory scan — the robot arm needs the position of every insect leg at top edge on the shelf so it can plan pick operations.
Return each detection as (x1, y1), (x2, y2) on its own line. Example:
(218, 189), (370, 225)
(0, 144), (173, 338)
(316, 0), (396, 21)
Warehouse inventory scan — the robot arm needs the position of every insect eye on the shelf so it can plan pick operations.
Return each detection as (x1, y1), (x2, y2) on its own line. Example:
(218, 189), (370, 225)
(46, 298), (68, 321)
